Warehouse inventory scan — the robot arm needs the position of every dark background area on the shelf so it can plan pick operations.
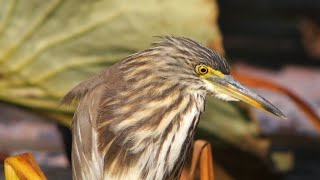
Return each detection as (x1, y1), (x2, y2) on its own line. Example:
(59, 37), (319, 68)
(218, 0), (320, 68)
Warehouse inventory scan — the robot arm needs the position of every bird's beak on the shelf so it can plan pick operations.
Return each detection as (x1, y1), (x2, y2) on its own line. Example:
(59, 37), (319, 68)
(204, 75), (286, 119)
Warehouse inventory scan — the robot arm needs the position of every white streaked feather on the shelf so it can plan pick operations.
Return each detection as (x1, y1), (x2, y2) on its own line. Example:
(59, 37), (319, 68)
(103, 93), (204, 180)
(167, 98), (202, 171)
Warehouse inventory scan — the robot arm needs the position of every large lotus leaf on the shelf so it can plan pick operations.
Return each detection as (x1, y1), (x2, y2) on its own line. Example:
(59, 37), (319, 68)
(0, 0), (221, 125)
(0, 0), (268, 158)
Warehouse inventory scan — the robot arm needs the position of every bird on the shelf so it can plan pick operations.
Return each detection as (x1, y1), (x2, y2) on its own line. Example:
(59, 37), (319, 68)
(62, 36), (285, 180)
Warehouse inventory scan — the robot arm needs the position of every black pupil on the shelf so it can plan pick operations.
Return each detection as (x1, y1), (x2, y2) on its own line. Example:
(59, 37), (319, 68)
(200, 68), (207, 73)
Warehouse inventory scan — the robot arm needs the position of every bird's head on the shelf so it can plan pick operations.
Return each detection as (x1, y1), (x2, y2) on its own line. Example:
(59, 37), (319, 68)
(122, 36), (285, 118)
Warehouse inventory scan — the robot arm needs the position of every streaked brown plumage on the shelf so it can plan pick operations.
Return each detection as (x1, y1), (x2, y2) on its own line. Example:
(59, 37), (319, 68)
(62, 36), (285, 180)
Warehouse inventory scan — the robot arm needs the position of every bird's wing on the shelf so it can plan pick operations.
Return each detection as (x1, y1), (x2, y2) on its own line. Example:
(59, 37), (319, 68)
(71, 84), (105, 180)
(62, 63), (124, 180)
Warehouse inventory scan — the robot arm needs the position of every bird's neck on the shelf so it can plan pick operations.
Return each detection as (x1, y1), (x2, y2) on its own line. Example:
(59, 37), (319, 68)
(147, 92), (205, 179)
(101, 90), (205, 180)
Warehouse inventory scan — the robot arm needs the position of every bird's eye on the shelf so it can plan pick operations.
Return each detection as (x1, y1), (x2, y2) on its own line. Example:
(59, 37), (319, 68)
(196, 65), (208, 75)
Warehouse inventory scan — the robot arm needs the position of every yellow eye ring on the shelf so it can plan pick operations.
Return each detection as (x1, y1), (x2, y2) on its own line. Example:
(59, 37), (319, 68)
(196, 65), (208, 75)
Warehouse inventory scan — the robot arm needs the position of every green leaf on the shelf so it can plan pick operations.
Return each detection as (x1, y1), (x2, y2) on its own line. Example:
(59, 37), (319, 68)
(0, 0), (220, 125)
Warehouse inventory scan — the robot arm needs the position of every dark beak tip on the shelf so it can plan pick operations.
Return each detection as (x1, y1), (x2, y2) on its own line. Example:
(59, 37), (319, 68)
(263, 104), (287, 119)
(278, 112), (287, 119)
(270, 107), (287, 119)
(276, 112), (287, 119)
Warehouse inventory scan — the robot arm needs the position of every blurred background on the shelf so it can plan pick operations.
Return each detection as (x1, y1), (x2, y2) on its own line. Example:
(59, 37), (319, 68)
(0, 0), (319, 179)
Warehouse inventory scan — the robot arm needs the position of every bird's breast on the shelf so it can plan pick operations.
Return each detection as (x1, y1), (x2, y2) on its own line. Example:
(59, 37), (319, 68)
(102, 93), (205, 180)
(153, 101), (202, 179)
